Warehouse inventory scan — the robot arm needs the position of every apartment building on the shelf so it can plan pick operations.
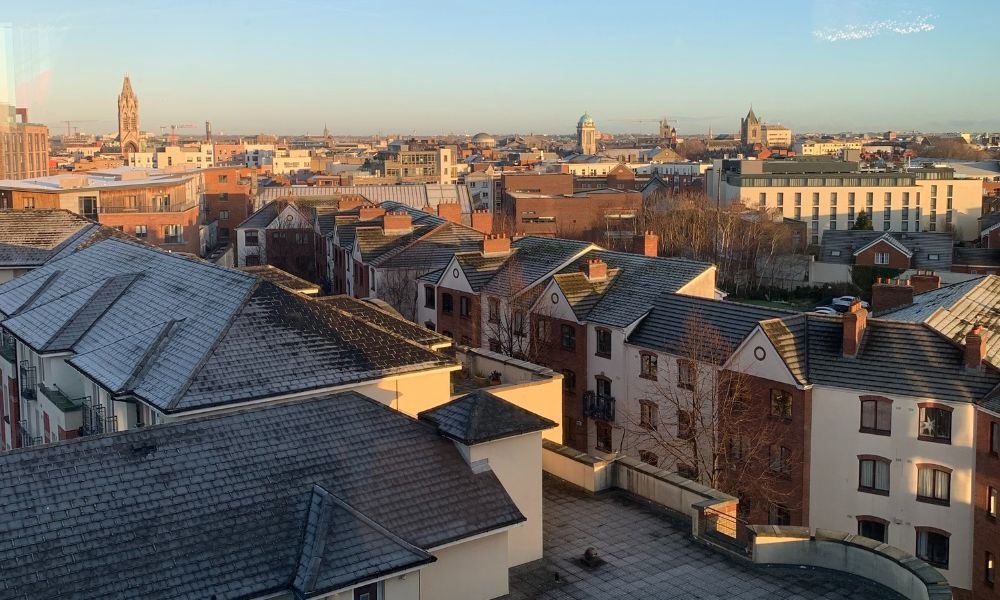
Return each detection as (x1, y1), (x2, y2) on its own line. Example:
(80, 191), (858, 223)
(0, 167), (202, 254)
(707, 158), (984, 244)
(202, 165), (256, 245)
(0, 107), (49, 180)
(128, 144), (216, 171)
(502, 188), (644, 244)
(235, 197), (341, 282)
(798, 139), (867, 156)
(374, 145), (456, 184)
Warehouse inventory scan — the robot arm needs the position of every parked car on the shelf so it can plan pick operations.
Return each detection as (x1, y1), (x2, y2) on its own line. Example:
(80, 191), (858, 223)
(813, 306), (840, 315)
(831, 296), (870, 310)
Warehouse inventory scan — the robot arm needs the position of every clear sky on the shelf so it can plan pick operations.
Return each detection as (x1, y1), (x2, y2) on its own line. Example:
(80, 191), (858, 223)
(2, 0), (998, 136)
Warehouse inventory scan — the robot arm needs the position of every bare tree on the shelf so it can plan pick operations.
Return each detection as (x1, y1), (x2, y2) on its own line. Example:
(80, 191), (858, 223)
(480, 255), (553, 364)
(376, 267), (420, 320)
(623, 316), (800, 520)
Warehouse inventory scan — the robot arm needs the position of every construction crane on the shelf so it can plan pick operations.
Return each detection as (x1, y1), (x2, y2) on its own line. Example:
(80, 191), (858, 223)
(164, 123), (194, 145)
(61, 119), (101, 137)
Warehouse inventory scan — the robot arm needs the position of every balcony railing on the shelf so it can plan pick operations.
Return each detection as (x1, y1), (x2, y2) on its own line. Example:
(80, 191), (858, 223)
(583, 391), (615, 422)
(18, 420), (42, 448)
(81, 399), (118, 437)
(19, 361), (36, 400)
(98, 200), (199, 214)
(38, 384), (84, 413)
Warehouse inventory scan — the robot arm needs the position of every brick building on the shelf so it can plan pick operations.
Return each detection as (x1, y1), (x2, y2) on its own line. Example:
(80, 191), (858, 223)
(0, 107), (49, 180)
(202, 166), (256, 245)
(502, 188), (643, 244)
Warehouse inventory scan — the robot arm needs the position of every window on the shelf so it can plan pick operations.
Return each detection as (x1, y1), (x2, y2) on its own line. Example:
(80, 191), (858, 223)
(927, 253), (939, 261)
(560, 324), (576, 350)
(441, 293), (453, 314)
(639, 450), (658, 467)
(768, 504), (791, 526)
(219, 192), (229, 202)
(989, 486), (998, 519)
(678, 409), (695, 440)
(860, 397), (892, 434)
(561, 369), (576, 392)
(596, 422), (612, 452)
(677, 358), (694, 390)
(640, 400), (658, 430)
(513, 310), (526, 337)
(874, 252), (889, 265)
(219, 210), (229, 220)
(770, 389), (792, 419)
(24, 197), (35, 209)
(595, 328), (611, 358)
(423, 285), (435, 309)
(245, 230), (259, 246)
(217, 174), (228, 184)
(163, 224), (183, 244)
(858, 456), (890, 494)
(535, 318), (550, 345)
(857, 517), (888, 543)
(759, 192), (766, 207)
(769, 445), (791, 476)
(595, 376), (611, 399)
(134, 225), (148, 239)
(917, 465), (951, 505)
(640, 352), (657, 380)
(918, 405), (952, 443)
(992, 422), (1000, 455)
(988, 552), (996, 586)
(459, 296), (471, 318)
(487, 297), (499, 323)
(916, 528), (949, 568)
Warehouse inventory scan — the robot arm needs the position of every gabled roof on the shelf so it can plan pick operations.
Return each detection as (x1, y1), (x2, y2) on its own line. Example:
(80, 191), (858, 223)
(482, 237), (595, 297)
(258, 184), (474, 214)
(419, 390), (556, 445)
(374, 221), (484, 270)
(553, 269), (621, 322)
(0, 392), (522, 599)
(852, 233), (912, 258)
(0, 210), (102, 267)
(316, 295), (452, 350)
(760, 314), (809, 385)
(0, 240), (455, 414)
(819, 230), (953, 270)
(981, 212), (1000, 237)
(455, 252), (511, 292)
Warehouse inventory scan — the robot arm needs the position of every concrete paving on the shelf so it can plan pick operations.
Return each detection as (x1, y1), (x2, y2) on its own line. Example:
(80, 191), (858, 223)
(506, 475), (906, 600)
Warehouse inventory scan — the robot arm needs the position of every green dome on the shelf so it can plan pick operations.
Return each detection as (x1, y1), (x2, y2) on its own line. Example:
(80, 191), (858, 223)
(578, 113), (594, 127)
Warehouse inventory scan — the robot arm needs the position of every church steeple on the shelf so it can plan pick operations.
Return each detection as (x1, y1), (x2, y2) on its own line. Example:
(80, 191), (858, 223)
(118, 75), (140, 155)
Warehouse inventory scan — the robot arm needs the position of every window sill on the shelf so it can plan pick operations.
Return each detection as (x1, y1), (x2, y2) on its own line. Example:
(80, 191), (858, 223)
(917, 435), (952, 445)
(769, 415), (793, 422)
(916, 496), (950, 507)
(639, 374), (658, 381)
(859, 428), (891, 436)
(595, 352), (611, 359)
(858, 487), (890, 497)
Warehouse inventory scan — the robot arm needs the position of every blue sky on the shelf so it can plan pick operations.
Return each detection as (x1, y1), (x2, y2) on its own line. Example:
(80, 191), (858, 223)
(2, 0), (997, 136)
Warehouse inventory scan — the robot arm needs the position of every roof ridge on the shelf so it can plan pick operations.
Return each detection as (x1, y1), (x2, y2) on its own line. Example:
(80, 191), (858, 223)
(10, 269), (64, 315)
(43, 272), (143, 352)
(120, 319), (183, 395)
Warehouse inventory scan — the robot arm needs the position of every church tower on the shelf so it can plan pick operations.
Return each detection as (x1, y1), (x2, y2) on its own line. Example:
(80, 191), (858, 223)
(740, 106), (761, 147)
(118, 75), (140, 155)
(576, 112), (596, 155)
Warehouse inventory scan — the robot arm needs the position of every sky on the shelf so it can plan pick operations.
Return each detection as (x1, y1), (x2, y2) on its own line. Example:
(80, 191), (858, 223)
(2, 0), (998, 136)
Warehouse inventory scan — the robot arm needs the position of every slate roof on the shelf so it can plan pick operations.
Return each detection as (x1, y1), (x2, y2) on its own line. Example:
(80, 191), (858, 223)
(553, 269), (621, 321)
(419, 390), (556, 445)
(0, 210), (101, 267)
(455, 252), (511, 291)
(818, 230), (954, 270)
(954, 247), (1000, 267)
(0, 392), (523, 599)
(628, 294), (793, 362)
(418, 268), (445, 284)
(0, 240), (455, 414)
(315, 295), (452, 350)
(482, 237), (595, 297)
(240, 265), (321, 294)
(760, 314), (809, 385)
(237, 199), (285, 229)
(375, 222), (484, 270)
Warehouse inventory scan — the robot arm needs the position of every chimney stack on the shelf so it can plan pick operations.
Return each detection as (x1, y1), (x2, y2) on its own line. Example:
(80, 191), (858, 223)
(871, 277), (914, 315)
(966, 324), (987, 370)
(482, 234), (511, 256)
(586, 258), (608, 281)
(471, 209), (493, 234)
(382, 211), (412, 235)
(436, 202), (461, 224)
(642, 231), (658, 257)
(842, 300), (868, 357)
(359, 206), (386, 221)
(338, 194), (365, 212)
(910, 270), (941, 295)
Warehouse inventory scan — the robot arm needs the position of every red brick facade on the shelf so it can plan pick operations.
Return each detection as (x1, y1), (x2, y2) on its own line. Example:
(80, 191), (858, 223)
(505, 189), (643, 242)
(99, 206), (201, 255)
(203, 167), (255, 245)
(436, 287), (481, 347)
(532, 314), (588, 450)
(854, 239), (911, 269)
(973, 409), (1000, 599)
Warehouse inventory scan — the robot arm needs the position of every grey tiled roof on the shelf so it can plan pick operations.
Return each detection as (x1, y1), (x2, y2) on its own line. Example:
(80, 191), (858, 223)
(455, 252), (511, 291)
(418, 268), (445, 283)
(316, 295), (452, 349)
(553, 270), (620, 321)
(237, 200), (284, 228)
(760, 314), (809, 385)
(954, 247), (1000, 267)
(0, 392), (522, 599)
(240, 264), (321, 293)
(0, 209), (100, 267)
(482, 237), (595, 298)
(818, 230), (953, 270)
(419, 390), (556, 445)
(0, 240), (455, 414)
(628, 294), (793, 362)
(376, 222), (484, 270)
(356, 222), (437, 263)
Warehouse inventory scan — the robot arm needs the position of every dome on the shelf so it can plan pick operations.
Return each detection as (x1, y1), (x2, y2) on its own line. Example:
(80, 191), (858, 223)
(472, 132), (496, 148)
(578, 113), (595, 127)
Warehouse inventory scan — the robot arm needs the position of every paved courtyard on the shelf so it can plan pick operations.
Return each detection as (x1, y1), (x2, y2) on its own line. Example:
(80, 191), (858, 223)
(506, 475), (906, 600)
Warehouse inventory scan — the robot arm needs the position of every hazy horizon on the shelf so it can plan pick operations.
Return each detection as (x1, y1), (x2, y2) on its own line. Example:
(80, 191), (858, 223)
(3, 0), (999, 137)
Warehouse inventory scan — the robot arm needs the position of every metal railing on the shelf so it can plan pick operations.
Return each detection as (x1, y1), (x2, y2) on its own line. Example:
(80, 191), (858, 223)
(18, 420), (42, 448)
(98, 200), (198, 214)
(81, 399), (117, 436)
(698, 506), (752, 556)
(583, 391), (616, 422)
(0, 333), (15, 363)
(19, 360), (36, 400)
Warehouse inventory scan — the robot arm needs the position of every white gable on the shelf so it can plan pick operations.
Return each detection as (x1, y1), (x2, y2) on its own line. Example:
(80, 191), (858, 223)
(531, 279), (580, 322)
(725, 326), (802, 388)
(438, 256), (474, 294)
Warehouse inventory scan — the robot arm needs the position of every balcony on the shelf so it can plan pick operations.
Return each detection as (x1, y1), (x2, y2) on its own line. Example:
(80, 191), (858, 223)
(0, 337), (14, 363)
(583, 391), (615, 422)
(99, 200), (199, 214)
(18, 420), (41, 448)
(38, 384), (84, 413)
(81, 398), (118, 437)
(19, 361), (36, 400)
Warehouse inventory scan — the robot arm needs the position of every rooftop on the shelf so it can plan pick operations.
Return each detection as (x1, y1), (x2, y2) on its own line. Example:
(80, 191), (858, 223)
(506, 476), (906, 600)
(0, 168), (194, 192)
(0, 210), (102, 267)
(240, 264), (321, 295)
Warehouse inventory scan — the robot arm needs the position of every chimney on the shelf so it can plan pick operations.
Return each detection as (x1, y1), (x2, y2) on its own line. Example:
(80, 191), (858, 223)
(641, 231), (658, 257)
(15, 107), (28, 124)
(966, 324), (987, 370)
(359, 206), (386, 221)
(382, 211), (412, 235)
(482, 234), (511, 256)
(436, 202), (461, 224)
(842, 300), (868, 357)
(585, 258), (607, 282)
(910, 270), (941, 295)
(871, 277), (914, 314)
(471, 209), (493, 234)
(338, 195), (364, 212)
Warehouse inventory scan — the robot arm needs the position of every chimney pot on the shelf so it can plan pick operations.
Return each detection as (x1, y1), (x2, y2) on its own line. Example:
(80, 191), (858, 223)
(586, 258), (608, 281)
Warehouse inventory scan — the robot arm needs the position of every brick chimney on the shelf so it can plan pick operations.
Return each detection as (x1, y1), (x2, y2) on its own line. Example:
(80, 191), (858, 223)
(641, 231), (658, 257)
(338, 195), (365, 212)
(871, 277), (914, 314)
(436, 202), (461, 224)
(585, 258), (608, 282)
(482, 234), (511, 256)
(966, 324), (987, 370)
(910, 270), (941, 295)
(382, 211), (412, 235)
(842, 300), (868, 357)
(471, 209), (493, 234)
(359, 206), (386, 221)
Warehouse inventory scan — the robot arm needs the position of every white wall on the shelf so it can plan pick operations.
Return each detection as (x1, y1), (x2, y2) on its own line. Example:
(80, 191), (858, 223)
(420, 532), (510, 600)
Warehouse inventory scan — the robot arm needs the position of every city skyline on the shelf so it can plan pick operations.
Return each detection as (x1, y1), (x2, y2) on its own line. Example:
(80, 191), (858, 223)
(3, 0), (999, 136)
